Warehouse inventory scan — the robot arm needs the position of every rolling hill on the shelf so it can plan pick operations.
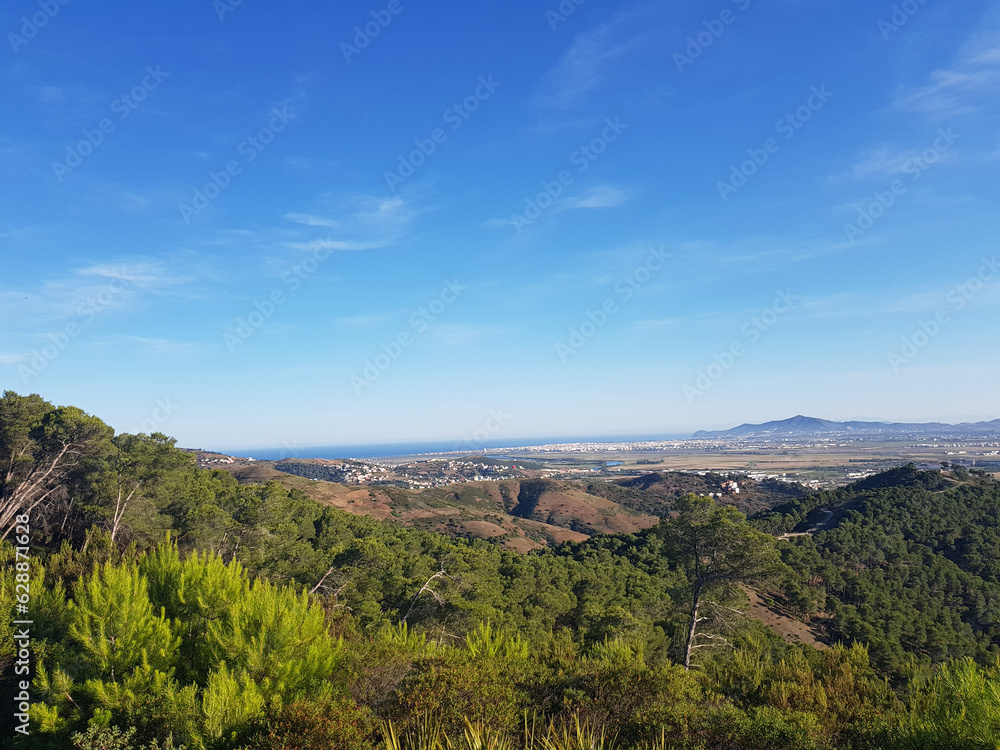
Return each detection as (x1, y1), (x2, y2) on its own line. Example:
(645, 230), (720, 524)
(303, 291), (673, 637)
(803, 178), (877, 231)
(693, 414), (1000, 438)
(224, 461), (807, 550)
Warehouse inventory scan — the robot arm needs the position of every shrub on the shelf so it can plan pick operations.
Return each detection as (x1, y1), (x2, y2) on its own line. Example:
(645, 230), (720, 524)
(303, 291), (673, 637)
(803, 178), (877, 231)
(698, 705), (828, 750)
(71, 725), (186, 750)
(242, 698), (377, 750)
(390, 654), (527, 736)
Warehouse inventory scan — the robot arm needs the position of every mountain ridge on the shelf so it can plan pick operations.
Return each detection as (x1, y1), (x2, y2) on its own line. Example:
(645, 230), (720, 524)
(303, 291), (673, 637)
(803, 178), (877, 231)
(693, 414), (1000, 438)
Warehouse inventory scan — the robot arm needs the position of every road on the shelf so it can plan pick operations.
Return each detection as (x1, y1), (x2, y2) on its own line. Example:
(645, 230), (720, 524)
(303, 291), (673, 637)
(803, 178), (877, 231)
(778, 506), (834, 539)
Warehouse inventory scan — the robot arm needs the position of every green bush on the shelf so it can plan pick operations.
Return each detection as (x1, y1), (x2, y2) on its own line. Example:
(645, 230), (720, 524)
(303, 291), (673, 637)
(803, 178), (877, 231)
(241, 698), (377, 750)
(390, 653), (528, 735)
(699, 705), (828, 750)
(71, 725), (187, 749)
(548, 661), (702, 745)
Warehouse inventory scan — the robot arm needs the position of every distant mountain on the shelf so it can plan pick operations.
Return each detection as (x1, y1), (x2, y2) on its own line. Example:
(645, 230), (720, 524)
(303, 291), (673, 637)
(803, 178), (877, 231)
(692, 415), (1000, 438)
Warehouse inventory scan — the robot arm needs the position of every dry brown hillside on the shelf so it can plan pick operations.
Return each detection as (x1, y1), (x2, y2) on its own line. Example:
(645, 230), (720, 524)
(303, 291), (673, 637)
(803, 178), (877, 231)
(223, 464), (656, 550)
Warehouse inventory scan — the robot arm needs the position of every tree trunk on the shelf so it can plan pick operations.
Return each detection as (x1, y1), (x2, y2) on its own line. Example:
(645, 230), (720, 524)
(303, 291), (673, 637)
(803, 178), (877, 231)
(110, 484), (138, 544)
(0, 443), (73, 537)
(684, 594), (700, 670)
(684, 578), (709, 670)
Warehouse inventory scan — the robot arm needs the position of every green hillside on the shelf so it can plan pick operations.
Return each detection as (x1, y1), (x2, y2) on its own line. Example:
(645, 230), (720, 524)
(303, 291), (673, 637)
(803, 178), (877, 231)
(3, 391), (1000, 749)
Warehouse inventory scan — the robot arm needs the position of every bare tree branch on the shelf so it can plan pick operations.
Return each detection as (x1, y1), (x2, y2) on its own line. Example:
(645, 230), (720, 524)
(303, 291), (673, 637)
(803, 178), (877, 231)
(401, 566), (449, 624)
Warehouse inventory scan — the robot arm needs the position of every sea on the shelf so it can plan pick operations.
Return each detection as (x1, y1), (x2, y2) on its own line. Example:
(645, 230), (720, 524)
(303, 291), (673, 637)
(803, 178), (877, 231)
(220, 433), (691, 461)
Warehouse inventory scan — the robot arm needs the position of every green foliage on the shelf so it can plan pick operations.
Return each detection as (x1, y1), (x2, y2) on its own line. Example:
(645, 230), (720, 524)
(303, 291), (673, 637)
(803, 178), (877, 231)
(465, 621), (529, 661)
(28, 542), (348, 749)
(0, 391), (114, 541)
(71, 724), (187, 750)
(539, 713), (616, 750)
(67, 557), (180, 679)
(390, 653), (528, 735)
(698, 705), (827, 750)
(10, 393), (1000, 750)
(656, 494), (786, 668)
(770, 472), (1000, 673)
(894, 658), (1000, 749)
(204, 577), (343, 702)
(242, 697), (377, 750)
(201, 664), (266, 746)
(461, 717), (517, 750)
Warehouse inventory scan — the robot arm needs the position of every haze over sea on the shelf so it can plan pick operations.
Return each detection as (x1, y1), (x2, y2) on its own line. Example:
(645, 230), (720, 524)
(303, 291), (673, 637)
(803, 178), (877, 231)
(221, 433), (692, 460)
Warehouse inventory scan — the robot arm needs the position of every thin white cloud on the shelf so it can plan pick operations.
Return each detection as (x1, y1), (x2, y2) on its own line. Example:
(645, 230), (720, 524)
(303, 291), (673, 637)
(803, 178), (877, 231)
(291, 238), (393, 252)
(0, 259), (195, 327)
(286, 194), (417, 253)
(284, 212), (340, 228)
(333, 315), (391, 330)
(833, 142), (957, 183)
(838, 147), (915, 180)
(537, 14), (665, 109)
(112, 191), (154, 211)
(483, 185), (630, 230)
(481, 217), (514, 230)
(631, 319), (680, 331)
(427, 324), (492, 347)
(893, 31), (1000, 116)
(559, 185), (631, 210)
(92, 335), (205, 356)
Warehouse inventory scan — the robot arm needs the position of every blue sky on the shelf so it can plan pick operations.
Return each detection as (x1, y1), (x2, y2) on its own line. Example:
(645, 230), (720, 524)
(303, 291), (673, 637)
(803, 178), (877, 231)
(2, 0), (999, 450)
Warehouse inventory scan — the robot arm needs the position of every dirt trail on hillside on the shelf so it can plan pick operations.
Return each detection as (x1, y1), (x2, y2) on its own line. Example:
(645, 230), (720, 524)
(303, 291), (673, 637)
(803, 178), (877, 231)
(746, 589), (827, 649)
(778, 506), (835, 539)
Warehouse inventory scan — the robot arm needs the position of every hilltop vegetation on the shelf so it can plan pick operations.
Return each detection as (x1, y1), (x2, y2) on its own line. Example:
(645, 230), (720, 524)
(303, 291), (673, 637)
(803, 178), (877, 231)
(3, 392), (1000, 749)
(587, 471), (808, 517)
(756, 464), (1000, 674)
(221, 457), (806, 552)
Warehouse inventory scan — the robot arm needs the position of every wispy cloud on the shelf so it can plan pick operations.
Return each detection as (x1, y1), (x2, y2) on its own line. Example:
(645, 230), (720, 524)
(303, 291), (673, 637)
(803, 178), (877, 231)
(284, 213), (340, 228)
(893, 31), (1000, 117)
(0, 260), (194, 326)
(428, 324), (493, 347)
(558, 184), (631, 210)
(0, 351), (29, 365)
(333, 315), (392, 331)
(631, 318), (682, 331)
(837, 147), (917, 180)
(482, 185), (630, 231)
(92, 335), (206, 356)
(285, 194), (418, 253)
(833, 142), (957, 183)
(537, 14), (664, 109)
